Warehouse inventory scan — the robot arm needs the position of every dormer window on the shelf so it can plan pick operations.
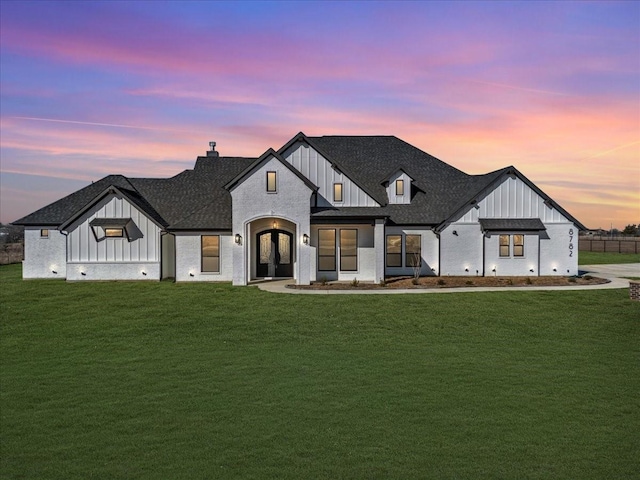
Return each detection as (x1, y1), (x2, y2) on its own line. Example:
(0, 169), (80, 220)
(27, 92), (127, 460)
(266, 171), (277, 192)
(395, 179), (404, 196)
(40, 229), (49, 238)
(333, 183), (343, 202)
(89, 218), (141, 242)
(105, 228), (124, 238)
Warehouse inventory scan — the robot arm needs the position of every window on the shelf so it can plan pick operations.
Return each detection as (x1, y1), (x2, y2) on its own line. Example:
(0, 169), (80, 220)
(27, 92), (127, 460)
(513, 235), (524, 257)
(202, 235), (220, 272)
(318, 229), (336, 271)
(266, 171), (277, 192)
(40, 229), (49, 238)
(340, 229), (357, 271)
(405, 234), (421, 267)
(499, 235), (510, 257)
(386, 235), (402, 267)
(395, 179), (404, 196)
(333, 183), (343, 203)
(499, 234), (525, 258)
(105, 228), (123, 237)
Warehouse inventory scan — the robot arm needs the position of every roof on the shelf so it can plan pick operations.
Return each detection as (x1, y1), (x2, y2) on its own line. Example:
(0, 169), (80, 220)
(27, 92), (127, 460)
(479, 218), (546, 231)
(13, 134), (584, 230)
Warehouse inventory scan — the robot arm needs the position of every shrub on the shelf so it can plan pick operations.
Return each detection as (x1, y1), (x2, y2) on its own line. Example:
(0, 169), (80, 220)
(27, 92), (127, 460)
(526, 277), (532, 285)
(437, 279), (446, 286)
(568, 277), (577, 283)
(320, 276), (327, 286)
(411, 278), (419, 285)
(379, 278), (387, 287)
(351, 278), (360, 287)
(465, 280), (473, 286)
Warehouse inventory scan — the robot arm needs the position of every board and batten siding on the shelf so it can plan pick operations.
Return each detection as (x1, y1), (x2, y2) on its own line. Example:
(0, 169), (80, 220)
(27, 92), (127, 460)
(67, 194), (161, 263)
(456, 175), (567, 223)
(282, 142), (379, 207)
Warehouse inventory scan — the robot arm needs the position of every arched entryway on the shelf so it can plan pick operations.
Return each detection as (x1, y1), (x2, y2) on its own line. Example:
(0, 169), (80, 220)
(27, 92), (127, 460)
(256, 229), (293, 278)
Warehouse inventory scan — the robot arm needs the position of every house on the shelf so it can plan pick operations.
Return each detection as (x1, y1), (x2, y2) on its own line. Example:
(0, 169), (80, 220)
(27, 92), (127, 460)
(13, 132), (585, 284)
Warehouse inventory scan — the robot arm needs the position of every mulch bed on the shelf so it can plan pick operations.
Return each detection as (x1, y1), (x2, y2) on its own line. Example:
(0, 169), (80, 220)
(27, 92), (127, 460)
(288, 275), (609, 290)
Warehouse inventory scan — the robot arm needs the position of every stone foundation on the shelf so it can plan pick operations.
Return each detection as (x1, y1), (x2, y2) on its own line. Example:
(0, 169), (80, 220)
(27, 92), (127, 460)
(630, 280), (640, 301)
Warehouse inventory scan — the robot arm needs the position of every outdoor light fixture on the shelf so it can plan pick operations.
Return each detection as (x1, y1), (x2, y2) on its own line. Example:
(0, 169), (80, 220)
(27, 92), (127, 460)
(553, 268), (557, 272)
(452, 230), (458, 236)
(530, 268), (534, 273)
(235, 234), (242, 244)
(189, 272), (195, 277)
(303, 234), (309, 245)
(465, 268), (469, 272)
(492, 267), (496, 272)
(273, 221), (278, 229)
(81, 272), (86, 276)
(142, 271), (147, 276)
(52, 270), (57, 274)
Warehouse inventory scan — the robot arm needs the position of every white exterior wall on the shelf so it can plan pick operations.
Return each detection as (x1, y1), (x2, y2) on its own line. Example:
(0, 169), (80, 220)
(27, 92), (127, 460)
(386, 171), (412, 205)
(539, 223), (579, 276)
(310, 224), (376, 282)
(67, 194), (161, 263)
(385, 227), (439, 277)
(161, 234), (176, 279)
(66, 262), (160, 281)
(23, 227), (67, 279)
(282, 142), (379, 207)
(230, 155), (313, 285)
(484, 233), (540, 276)
(439, 223), (484, 276)
(174, 233), (234, 282)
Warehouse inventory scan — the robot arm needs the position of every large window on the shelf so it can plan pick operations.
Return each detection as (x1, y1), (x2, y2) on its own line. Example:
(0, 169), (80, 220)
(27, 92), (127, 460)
(340, 229), (357, 271)
(318, 229), (336, 271)
(266, 171), (277, 192)
(386, 235), (402, 267)
(395, 179), (404, 196)
(333, 183), (343, 203)
(499, 234), (525, 258)
(405, 234), (421, 267)
(202, 235), (220, 272)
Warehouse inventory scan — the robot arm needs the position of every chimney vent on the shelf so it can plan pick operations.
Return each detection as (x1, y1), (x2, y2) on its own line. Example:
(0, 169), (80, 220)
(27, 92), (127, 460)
(207, 141), (219, 157)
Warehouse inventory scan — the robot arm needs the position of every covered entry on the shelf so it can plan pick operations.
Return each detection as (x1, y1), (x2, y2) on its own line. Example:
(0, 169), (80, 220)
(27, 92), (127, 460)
(256, 229), (293, 277)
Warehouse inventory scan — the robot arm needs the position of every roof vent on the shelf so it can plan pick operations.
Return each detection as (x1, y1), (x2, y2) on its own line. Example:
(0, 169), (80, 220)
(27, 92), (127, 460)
(207, 141), (219, 158)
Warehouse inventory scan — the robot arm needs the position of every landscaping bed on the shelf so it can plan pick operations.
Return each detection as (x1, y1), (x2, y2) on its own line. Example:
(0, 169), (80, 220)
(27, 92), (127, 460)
(290, 275), (609, 290)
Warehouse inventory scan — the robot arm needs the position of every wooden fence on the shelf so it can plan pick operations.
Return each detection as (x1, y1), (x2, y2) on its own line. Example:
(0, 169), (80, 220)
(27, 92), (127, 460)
(0, 243), (24, 265)
(579, 237), (640, 254)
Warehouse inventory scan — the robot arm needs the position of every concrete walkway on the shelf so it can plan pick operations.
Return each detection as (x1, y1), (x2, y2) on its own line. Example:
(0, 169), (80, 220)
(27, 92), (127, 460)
(256, 264), (639, 294)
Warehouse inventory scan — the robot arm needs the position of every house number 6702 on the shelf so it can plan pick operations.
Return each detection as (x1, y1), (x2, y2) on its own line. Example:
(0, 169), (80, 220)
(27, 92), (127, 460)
(569, 228), (574, 257)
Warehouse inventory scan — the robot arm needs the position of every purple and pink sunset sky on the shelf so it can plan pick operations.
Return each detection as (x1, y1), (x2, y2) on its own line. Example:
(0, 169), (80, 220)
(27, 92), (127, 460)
(1, 1), (638, 229)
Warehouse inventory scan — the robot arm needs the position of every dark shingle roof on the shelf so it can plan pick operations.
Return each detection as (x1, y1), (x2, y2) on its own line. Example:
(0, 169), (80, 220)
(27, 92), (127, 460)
(479, 218), (546, 231)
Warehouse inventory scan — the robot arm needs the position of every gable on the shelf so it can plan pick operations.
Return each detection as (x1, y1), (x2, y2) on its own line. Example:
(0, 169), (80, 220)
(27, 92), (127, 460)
(280, 141), (379, 207)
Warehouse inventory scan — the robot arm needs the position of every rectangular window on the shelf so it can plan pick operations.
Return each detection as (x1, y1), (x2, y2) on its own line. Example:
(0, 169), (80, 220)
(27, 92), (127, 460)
(202, 235), (220, 272)
(318, 229), (336, 271)
(40, 229), (49, 238)
(513, 235), (524, 257)
(499, 235), (510, 257)
(340, 229), (357, 271)
(405, 234), (421, 267)
(333, 183), (343, 202)
(105, 228), (124, 237)
(396, 179), (404, 196)
(266, 171), (277, 192)
(386, 235), (402, 267)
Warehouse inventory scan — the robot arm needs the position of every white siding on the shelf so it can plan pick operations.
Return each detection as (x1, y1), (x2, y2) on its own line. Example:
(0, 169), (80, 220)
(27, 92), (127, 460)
(484, 233), (541, 276)
(439, 223), (484, 276)
(22, 227), (67, 279)
(386, 171), (412, 205)
(174, 233), (234, 282)
(67, 194), (161, 263)
(282, 142), (379, 207)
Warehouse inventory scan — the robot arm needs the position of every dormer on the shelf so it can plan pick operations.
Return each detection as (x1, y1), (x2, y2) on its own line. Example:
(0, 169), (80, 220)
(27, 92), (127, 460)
(384, 169), (413, 205)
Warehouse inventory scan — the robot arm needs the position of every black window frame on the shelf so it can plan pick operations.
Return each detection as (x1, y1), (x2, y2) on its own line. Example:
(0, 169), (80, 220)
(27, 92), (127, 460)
(201, 235), (220, 273)
(339, 229), (357, 272)
(386, 234), (402, 267)
(40, 229), (49, 238)
(266, 171), (277, 193)
(318, 229), (336, 271)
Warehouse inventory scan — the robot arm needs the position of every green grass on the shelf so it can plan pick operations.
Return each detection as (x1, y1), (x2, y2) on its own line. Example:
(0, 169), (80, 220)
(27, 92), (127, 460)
(1, 263), (639, 479)
(579, 250), (640, 265)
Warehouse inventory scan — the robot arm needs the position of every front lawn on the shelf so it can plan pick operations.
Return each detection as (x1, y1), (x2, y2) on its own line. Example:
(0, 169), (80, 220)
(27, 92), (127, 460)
(579, 250), (640, 264)
(1, 264), (638, 479)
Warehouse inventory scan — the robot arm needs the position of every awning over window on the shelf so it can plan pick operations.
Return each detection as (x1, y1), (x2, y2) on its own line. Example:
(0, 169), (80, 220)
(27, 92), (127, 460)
(479, 218), (546, 232)
(89, 217), (142, 241)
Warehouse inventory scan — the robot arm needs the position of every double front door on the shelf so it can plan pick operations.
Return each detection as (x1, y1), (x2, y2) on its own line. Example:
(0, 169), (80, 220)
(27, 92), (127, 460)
(256, 229), (293, 277)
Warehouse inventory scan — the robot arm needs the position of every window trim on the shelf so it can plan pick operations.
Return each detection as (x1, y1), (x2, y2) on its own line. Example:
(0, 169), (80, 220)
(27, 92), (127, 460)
(40, 229), (49, 238)
(333, 183), (343, 203)
(405, 234), (421, 268)
(395, 179), (404, 196)
(499, 234), (525, 258)
(318, 228), (336, 271)
(499, 234), (510, 257)
(386, 234), (402, 267)
(513, 234), (524, 257)
(201, 235), (221, 273)
(266, 171), (277, 193)
(339, 229), (357, 272)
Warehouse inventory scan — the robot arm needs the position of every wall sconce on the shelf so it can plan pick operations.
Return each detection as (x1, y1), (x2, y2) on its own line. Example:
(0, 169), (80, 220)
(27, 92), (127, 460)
(189, 272), (195, 277)
(142, 271), (147, 276)
(235, 233), (242, 245)
(492, 267), (496, 272)
(464, 267), (469, 272)
(273, 221), (278, 229)
(452, 230), (458, 236)
(81, 271), (86, 276)
(302, 234), (309, 245)
(553, 268), (557, 272)
(529, 268), (534, 273)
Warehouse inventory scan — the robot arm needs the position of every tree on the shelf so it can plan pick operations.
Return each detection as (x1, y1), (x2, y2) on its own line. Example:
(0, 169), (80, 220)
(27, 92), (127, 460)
(622, 224), (638, 236)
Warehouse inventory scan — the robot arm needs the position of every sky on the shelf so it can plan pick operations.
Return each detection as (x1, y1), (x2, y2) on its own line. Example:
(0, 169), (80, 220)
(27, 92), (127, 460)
(1, 0), (638, 230)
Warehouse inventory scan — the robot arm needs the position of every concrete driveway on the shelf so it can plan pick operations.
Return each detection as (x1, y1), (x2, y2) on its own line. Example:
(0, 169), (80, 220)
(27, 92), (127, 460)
(580, 263), (640, 279)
